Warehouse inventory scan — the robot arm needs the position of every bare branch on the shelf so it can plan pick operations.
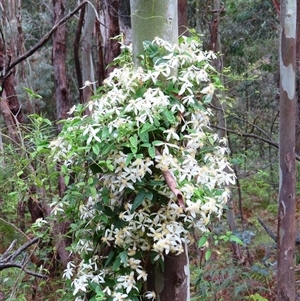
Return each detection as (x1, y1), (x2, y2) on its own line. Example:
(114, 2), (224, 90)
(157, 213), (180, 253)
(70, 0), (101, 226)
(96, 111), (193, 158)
(257, 217), (300, 245)
(2, 0), (89, 78)
(0, 237), (47, 278)
(211, 124), (279, 148)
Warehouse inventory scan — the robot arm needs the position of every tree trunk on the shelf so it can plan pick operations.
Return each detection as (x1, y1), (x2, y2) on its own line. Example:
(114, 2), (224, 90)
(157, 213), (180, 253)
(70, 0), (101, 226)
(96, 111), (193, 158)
(130, 1), (189, 300)
(53, 0), (71, 128)
(178, 0), (188, 36)
(81, 0), (96, 103)
(295, 0), (300, 154)
(130, 0), (178, 66)
(51, 0), (72, 268)
(277, 0), (297, 299)
(102, 0), (121, 77)
(210, 0), (241, 261)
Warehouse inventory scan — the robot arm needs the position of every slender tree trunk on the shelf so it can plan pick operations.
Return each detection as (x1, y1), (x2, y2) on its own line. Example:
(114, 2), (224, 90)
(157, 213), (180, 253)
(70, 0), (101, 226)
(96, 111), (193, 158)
(210, 0), (241, 261)
(51, 0), (72, 268)
(178, 0), (188, 36)
(277, 0), (297, 299)
(81, 0), (96, 104)
(53, 0), (71, 128)
(0, 1), (24, 142)
(102, 0), (121, 77)
(130, 1), (189, 300)
(295, 0), (300, 154)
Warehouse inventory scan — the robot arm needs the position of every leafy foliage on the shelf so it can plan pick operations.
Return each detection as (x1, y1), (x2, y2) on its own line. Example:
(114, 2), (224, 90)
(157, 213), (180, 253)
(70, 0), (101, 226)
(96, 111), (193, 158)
(47, 36), (235, 300)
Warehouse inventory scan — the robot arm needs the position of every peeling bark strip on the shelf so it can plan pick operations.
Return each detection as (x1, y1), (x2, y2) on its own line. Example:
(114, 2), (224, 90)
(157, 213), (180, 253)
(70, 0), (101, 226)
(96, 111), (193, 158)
(277, 0), (297, 299)
(155, 148), (185, 207)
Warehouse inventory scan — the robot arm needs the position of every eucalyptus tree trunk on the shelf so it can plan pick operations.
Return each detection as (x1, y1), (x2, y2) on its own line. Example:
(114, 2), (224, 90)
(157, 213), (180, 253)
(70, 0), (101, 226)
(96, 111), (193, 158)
(130, 0), (178, 66)
(130, 2), (189, 300)
(81, 0), (96, 103)
(295, 0), (300, 155)
(51, 0), (72, 268)
(102, 0), (120, 77)
(0, 0), (24, 143)
(210, 0), (241, 262)
(178, 0), (188, 36)
(53, 0), (71, 128)
(277, 0), (297, 299)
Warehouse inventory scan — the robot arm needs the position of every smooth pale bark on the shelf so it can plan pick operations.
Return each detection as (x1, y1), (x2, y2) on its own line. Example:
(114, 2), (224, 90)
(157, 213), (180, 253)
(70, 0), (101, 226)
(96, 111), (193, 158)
(130, 0), (178, 66)
(130, 1), (189, 300)
(81, 0), (96, 103)
(277, 0), (297, 299)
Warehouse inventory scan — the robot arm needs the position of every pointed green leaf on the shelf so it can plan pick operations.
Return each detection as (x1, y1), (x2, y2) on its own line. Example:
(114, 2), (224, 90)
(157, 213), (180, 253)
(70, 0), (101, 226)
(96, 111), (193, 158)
(198, 235), (208, 248)
(205, 249), (212, 261)
(92, 144), (100, 156)
(131, 189), (147, 212)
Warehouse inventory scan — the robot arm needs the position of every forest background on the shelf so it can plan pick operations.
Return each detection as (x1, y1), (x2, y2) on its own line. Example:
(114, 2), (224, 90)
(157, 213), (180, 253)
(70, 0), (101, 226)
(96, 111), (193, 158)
(0, 0), (297, 300)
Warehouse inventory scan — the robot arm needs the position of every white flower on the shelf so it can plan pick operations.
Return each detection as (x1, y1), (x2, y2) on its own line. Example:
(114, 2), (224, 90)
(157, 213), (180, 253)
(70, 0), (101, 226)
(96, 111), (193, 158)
(164, 128), (180, 141)
(63, 261), (76, 279)
(112, 292), (128, 301)
(136, 268), (148, 281)
(33, 218), (48, 228)
(185, 199), (200, 218)
(117, 272), (138, 294)
(80, 80), (97, 89)
(72, 275), (88, 295)
(144, 291), (156, 300)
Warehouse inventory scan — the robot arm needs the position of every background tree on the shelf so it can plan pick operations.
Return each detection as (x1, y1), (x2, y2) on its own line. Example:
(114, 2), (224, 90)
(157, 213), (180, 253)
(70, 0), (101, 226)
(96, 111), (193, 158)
(277, 0), (297, 299)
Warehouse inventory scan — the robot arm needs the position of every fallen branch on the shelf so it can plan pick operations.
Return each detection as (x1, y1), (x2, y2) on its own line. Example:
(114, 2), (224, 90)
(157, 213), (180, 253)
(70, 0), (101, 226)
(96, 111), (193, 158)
(0, 237), (47, 278)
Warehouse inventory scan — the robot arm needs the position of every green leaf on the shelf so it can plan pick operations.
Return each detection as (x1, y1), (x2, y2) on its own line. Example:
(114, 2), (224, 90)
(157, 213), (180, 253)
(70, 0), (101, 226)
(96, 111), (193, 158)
(198, 235), (208, 248)
(23, 87), (42, 99)
(205, 249), (212, 261)
(140, 131), (149, 143)
(129, 135), (138, 154)
(229, 235), (244, 245)
(105, 250), (115, 267)
(112, 256), (121, 271)
(102, 187), (109, 205)
(101, 127), (110, 140)
(152, 140), (164, 146)
(92, 144), (100, 156)
(101, 143), (114, 155)
(148, 145), (156, 158)
(64, 175), (70, 186)
(163, 109), (176, 124)
(119, 251), (128, 265)
(140, 122), (154, 134)
(131, 189), (153, 213)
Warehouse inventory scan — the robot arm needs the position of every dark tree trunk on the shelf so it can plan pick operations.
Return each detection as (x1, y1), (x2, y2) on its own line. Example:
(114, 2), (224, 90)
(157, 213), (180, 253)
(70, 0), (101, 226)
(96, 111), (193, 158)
(74, 2), (85, 103)
(102, 0), (121, 76)
(295, 0), (300, 154)
(146, 247), (190, 301)
(178, 0), (188, 36)
(52, 0), (71, 128)
(0, 34), (23, 143)
(277, 0), (297, 299)
(51, 0), (72, 268)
